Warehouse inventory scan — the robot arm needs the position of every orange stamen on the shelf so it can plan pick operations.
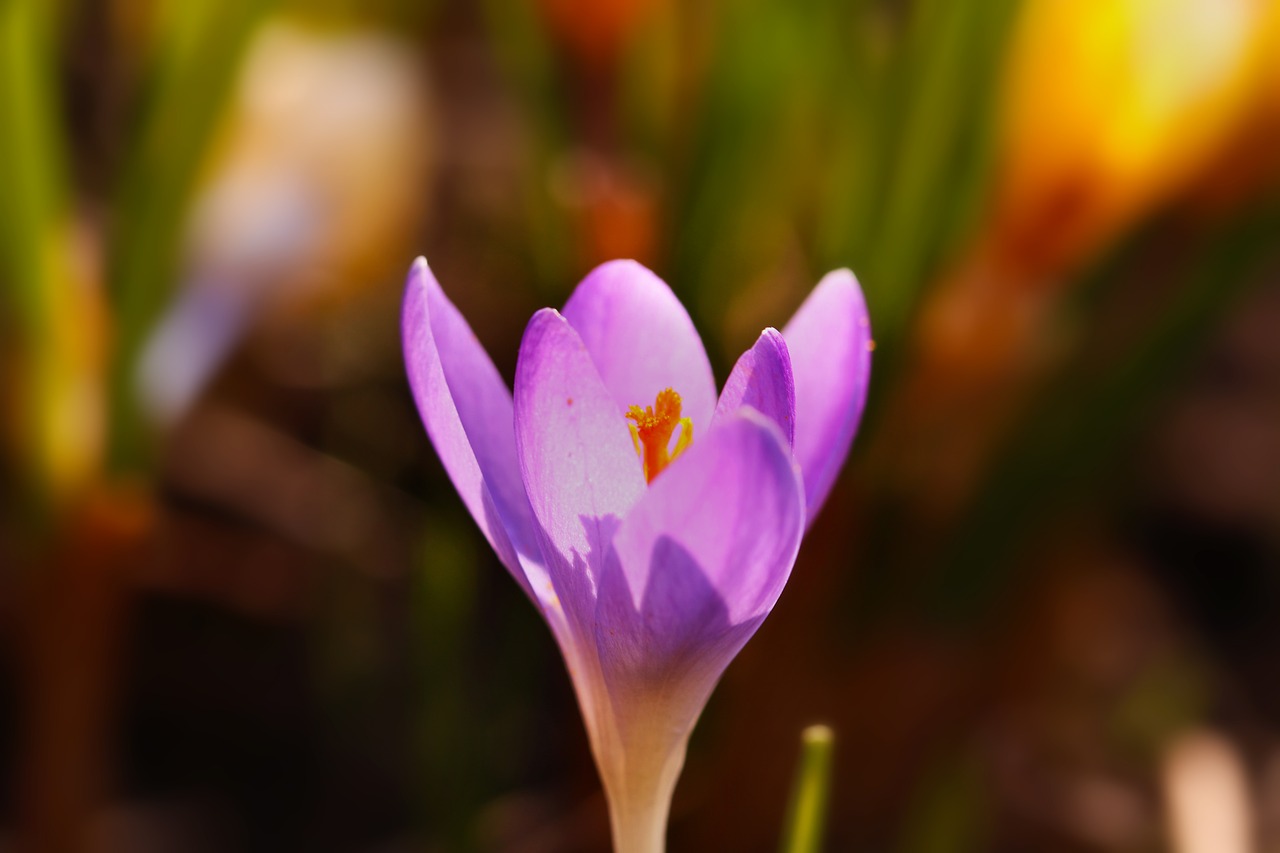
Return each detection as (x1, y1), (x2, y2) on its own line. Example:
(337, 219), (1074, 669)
(625, 388), (693, 483)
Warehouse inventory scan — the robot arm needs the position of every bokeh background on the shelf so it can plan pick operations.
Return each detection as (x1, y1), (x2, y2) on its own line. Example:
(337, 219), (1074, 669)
(4, 0), (1280, 850)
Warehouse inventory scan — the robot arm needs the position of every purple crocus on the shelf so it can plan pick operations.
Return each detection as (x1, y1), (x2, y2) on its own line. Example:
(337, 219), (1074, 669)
(403, 258), (870, 852)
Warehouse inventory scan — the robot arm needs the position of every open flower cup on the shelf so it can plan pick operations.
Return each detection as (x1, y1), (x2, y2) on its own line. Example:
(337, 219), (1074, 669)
(402, 258), (871, 852)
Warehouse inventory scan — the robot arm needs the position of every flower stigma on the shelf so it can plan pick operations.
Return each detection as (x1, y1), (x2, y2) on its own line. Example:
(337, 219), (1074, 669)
(626, 388), (693, 483)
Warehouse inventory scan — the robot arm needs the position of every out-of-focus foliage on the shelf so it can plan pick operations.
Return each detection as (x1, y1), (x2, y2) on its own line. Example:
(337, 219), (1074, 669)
(3, 0), (1280, 850)
(0, 0), (100, 511)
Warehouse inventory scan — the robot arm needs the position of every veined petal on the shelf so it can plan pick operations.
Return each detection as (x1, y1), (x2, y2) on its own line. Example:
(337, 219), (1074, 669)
(782, 268), (872, 524)
(562, 260), (718, 436)
(713, 327), (796, 448)
(402, 259), (548, 604)
(514, 308), (648, 618)
(593, 408), (804, 752)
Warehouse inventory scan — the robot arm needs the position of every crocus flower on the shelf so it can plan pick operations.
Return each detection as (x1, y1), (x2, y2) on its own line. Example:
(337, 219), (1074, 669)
(402, 258), (870, 852)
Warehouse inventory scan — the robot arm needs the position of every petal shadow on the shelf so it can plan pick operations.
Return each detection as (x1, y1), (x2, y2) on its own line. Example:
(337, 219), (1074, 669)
(595, 536), (767, 746)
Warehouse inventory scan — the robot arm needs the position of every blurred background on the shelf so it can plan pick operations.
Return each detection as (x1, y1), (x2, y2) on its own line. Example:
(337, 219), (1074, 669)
(3, 0), (1280, 850)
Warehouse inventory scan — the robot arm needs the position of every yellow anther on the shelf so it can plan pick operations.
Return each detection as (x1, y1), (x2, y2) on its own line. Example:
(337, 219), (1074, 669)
(625, 388), (693, 483)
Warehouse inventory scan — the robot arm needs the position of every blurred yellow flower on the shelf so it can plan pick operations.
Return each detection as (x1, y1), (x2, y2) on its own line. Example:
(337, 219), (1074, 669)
(902, 0), (1278, 520)
(1187, 0), (1280, 210)
(992, 0), (1270, 275)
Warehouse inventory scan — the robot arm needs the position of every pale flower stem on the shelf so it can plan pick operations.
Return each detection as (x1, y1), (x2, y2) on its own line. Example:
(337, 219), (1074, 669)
(608, 794), (671, 853)
(602, 741), (682, 853)
(592, 704), (687, 853)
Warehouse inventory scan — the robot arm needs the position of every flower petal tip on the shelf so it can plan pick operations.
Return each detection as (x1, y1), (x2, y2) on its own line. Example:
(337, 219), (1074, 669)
(401, 258), (440, 327)
(562, 259), (718, 433)
(817, 267), (870, 317)
(587, 257), (648, 278)
(782, 268), (874, 524)
(398, 260), (545, 602)
(714, 328), (796, 448)
(405, 256), (435, 292)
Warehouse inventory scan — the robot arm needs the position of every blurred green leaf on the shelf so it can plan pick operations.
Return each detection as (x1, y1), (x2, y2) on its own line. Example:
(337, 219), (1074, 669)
(856, 0), (1018, 357)
(0, 0), (72, 509)
(106, 0), (276, 471)
(669, 1), (856, 355)
(0, 0), (65, 299)
(479, 0), (576, 292)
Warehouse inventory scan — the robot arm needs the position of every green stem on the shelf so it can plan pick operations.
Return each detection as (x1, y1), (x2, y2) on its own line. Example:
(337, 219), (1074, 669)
(780, 725), (835, 853)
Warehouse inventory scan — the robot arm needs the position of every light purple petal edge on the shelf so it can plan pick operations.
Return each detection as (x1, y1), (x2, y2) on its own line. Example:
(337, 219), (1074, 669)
(713, 327), (796, 449)
(781, 268), (872, 524)
(401, 258), (544, 601)
(513, 307), (647, 626)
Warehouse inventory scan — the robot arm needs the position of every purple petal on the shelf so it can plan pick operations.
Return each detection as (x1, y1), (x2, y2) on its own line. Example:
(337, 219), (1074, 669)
(401, 259), (547, 604)
(513, 308), (647, 616)
(593, 408), (804, 742)
(782, 268), (872, 524)
(562, 260), (718, 436)
(713, 327), (796, 448)
(137, 276), (253, 426)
